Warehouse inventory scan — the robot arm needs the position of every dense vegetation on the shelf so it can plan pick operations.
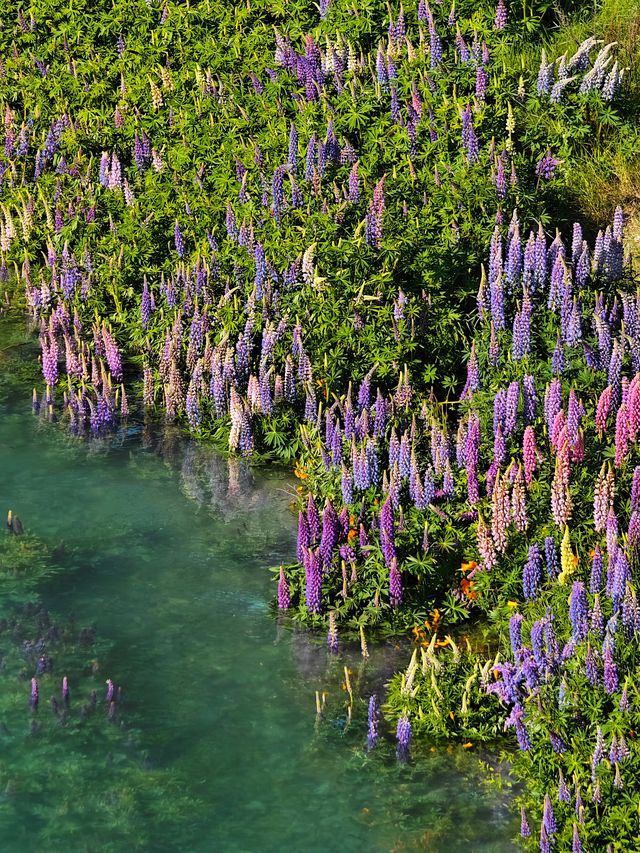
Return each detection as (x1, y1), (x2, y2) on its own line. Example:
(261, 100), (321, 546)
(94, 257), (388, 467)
(2, 0), (640, 848)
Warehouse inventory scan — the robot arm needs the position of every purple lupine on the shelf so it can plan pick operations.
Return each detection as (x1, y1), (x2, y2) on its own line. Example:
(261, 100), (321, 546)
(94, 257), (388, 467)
(558, 770), (571, 802)
(141, 278), (152, 330)
(304, 548), (322, 614)
(569, 582), (588, 643)
(287, 122), (298, 174)
(461, 104), (479, 164)
(522, 375), (537, 423)
(536, 151), (561, 180)
(523, 544), (542, 600)
(428, 13), (443, 70)
(396, 715), (412, 760)
(509, 613), (523, 657)
(319, 499), (340, 570)
(542, 793), (556, 835)
(591, 594), (604, 637)
(174, 221), (185, 257)
(550, 732), (567, 754)
(585, 644), (599, 685)
(62, 676), (70, 705)
(367, 694), (379, 749)
(504, 381), (519, 436)
(278, 567), (290, 609)
(590, 545), (603, 592)
(603, 638), (619, 693)
(348, 161), (360, 202)
(365, 177), (385, 248)
(389, 557), (402, 607)
(520, 807), (531, 838)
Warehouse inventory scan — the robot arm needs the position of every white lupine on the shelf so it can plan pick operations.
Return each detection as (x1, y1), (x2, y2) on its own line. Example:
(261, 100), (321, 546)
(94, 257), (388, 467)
(302, 243), (315, 286)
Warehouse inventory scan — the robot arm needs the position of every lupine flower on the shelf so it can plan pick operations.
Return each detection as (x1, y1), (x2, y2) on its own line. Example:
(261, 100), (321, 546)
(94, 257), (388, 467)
(590, 545), (603, 592)
(30, 677), (39, 710)
(591, 594), (604, 637)
(620, 686), (630, 712)
(569, 582), (588, 643)
(494, 0), (507, 30)
(585, 644), (599, 685)
(520, 807), (531, 838)
(523, 426), (537, 485)
(389, 557), (402, 607)
(523, 544), (542, 600)
(304, 548), (322, 614)
(62, 676), (70, 704)
(603, 638), (619, 693)
(396, 715), (412, 759)
(542, 793), (556, 835)
(367, 695), (379, 749)
(511, 465), (528, 532)
(509, 613), (523, 657)
(536, 151), (561, 180)
(278, 567), (290, 609)
(491, 469), (510, 553)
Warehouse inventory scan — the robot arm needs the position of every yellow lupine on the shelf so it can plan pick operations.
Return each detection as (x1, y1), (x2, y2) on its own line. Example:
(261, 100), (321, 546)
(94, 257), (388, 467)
(559, 525), (576, 584)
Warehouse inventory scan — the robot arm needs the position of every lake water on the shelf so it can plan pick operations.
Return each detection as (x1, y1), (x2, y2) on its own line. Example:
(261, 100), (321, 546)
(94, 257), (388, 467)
(0, 318), (516, 852)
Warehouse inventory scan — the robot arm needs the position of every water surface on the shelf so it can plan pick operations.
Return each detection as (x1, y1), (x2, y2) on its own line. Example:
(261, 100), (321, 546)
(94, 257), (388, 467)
(0, 320), (517, 852)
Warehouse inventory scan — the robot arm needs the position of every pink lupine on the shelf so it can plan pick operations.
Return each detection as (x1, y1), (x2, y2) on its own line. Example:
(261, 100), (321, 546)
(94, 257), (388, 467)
(615, 403), (629, 467)
(628, 376), (640, 441)
(596, 385), (612, 436)
(523, 425), (537, 486)
(551, 409), (567, 453)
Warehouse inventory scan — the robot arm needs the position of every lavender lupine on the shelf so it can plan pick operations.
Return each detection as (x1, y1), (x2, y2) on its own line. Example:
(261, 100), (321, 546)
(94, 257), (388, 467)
(494, 0), (507, 30)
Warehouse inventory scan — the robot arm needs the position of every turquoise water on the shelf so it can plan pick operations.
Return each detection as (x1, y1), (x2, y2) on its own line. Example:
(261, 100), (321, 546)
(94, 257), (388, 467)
(0, 322), (517, 852)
